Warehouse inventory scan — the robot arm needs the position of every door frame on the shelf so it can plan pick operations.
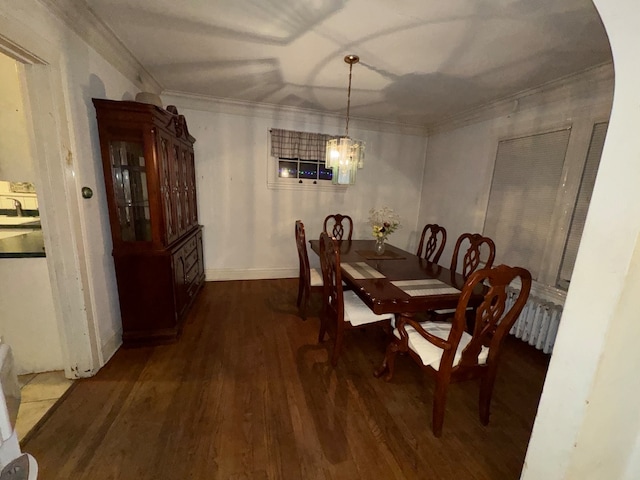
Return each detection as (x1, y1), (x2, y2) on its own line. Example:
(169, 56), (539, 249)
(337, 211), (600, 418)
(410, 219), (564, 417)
(0, 15), (101, 377)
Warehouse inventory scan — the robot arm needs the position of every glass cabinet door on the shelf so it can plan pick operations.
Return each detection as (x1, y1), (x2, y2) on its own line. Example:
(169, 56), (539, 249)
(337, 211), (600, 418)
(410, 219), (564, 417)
(109, 141), (152, 242)
(159, 134), (178, 244)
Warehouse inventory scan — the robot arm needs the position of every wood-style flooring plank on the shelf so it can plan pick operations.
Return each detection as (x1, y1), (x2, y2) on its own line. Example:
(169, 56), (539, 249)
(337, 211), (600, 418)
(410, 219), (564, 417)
(22, 279), (549, 480)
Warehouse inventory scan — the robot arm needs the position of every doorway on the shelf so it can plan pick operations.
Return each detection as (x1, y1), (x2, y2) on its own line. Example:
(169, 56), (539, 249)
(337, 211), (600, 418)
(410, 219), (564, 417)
(0, 22), (102, 379)
(0, 52), (63, 375)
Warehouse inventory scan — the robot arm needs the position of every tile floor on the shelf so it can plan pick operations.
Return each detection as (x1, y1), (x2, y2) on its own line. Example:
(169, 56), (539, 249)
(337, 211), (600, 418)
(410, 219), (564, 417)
(15, 371), (74, 441)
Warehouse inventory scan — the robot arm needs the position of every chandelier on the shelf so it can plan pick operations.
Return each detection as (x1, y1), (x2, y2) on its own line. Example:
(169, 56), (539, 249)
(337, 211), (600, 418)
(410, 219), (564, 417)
(325, 54), (365, 185)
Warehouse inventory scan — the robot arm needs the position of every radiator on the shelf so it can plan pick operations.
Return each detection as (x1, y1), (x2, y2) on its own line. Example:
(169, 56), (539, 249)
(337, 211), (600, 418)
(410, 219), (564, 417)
(506, 287), (563, 354)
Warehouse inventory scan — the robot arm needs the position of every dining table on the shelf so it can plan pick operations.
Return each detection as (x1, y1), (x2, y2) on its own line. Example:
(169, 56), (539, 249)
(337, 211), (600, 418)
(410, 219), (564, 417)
(308, 239), (484, 320)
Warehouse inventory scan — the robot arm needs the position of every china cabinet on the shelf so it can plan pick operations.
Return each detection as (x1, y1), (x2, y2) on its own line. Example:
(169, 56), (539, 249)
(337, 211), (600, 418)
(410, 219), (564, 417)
(93, 99), (204, 345)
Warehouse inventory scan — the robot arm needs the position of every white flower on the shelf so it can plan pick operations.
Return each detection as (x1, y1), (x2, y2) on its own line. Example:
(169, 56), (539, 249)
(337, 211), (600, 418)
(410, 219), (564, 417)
(368, 207), (401, 239)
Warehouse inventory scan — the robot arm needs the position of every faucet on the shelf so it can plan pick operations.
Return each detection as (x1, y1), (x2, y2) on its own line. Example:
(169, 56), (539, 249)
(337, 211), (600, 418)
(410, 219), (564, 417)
(6, 198), (23, 217)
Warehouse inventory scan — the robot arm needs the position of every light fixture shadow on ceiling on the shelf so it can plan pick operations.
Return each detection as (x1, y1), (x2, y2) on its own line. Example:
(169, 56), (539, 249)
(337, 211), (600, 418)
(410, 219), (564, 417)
(85, 0), (613, 128)
(152, 58), (284, 100)
(87, 0), (347, 46)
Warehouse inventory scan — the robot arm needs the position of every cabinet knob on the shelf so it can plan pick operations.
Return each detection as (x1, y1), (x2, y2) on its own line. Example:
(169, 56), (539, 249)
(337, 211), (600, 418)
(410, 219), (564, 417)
(81, 186), (94, 199)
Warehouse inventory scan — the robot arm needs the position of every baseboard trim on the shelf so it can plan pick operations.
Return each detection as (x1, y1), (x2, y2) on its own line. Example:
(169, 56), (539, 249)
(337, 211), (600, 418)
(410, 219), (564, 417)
(205, 267), (297, 281)
(100, 329), (122, 368)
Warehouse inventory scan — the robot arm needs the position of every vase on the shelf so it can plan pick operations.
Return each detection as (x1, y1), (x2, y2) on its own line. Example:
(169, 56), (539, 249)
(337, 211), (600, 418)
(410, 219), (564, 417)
(375, 237), (386, 255)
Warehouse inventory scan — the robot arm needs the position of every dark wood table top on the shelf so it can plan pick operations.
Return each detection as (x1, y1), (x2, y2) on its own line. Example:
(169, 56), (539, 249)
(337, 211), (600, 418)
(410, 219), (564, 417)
(309, 239), (482, 316)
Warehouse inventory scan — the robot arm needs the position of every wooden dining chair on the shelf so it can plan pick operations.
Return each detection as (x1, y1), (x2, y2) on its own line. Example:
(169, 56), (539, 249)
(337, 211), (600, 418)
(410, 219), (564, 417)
(323, 214), (353, 241)
(451, 232), (496, 281)
(318, 232), (395, 366)
(295, 220), (323, 320)
(375, 264), (532, 437)
(431, 232), (497, 321)
(416, 224), (447, 263)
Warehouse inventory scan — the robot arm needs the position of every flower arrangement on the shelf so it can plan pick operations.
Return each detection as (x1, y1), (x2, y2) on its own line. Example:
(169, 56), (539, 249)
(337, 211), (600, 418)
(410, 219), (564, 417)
(368, 206), (401, 240)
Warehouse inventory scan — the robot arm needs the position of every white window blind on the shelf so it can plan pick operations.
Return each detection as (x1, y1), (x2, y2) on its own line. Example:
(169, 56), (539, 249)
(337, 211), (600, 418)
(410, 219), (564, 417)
(483, 129), (571, 281)
(558, 122), (608, 285)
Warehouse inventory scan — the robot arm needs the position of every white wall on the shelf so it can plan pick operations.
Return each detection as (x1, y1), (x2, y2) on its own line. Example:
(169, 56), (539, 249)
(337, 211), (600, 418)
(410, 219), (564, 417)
(419, 64), (613, 285)
(0, 51), (60, 374)
(523, 0), (640, 477)
(0, 54), (33, 182)
(0, 0), (144, 374)
(163, 95), (429, 280)
(60, 37), (140, 363)
(0, 259), (62, 374)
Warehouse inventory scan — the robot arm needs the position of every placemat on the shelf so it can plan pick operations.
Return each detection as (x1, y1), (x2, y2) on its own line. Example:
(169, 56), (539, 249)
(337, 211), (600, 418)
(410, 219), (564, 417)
(356, 250), (406, 260)
(392, 279), (460, 296)
(342, 262), (386, 279)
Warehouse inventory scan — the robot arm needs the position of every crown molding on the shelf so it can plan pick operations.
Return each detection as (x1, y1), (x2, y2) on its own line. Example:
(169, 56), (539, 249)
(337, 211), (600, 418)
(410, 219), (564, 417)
(38, 0), (612, 140)
(162, 90), (429, 137)
(39, 0), (163, 93)
(428, 62), (614, 135)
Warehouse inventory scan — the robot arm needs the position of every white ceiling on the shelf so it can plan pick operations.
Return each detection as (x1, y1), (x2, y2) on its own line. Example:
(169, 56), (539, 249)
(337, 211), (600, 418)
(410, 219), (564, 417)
(83, 0), (611, 128)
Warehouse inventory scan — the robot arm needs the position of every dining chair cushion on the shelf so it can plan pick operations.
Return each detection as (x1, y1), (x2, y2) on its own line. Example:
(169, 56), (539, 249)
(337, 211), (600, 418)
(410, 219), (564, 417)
(344, 290), (394, 326)
(310, 268), (347, 288)
(393, 321), (489, 370)
(310, 267), (323, 287)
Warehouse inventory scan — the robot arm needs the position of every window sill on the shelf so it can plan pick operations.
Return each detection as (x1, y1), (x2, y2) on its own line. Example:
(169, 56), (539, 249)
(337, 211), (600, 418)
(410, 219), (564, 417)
(267, 180), (348, 192)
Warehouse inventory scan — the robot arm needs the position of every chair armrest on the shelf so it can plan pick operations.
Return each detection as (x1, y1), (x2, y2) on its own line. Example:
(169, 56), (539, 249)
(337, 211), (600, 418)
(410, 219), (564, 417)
(396, 316), (453, 351)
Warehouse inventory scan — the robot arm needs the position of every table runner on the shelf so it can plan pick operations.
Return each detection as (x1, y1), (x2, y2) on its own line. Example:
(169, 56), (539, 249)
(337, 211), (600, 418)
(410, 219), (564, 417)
(342, 262), (386, 279)
(392, 279), (460, 296)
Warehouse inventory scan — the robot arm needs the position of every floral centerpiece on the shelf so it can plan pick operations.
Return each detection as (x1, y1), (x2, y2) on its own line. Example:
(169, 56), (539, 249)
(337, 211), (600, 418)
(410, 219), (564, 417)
(368, 207), (401, 254)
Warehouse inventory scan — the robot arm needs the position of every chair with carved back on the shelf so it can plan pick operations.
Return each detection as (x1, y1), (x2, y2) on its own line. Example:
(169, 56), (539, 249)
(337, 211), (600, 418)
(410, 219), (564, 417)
(416, 224), (447, 264)
(430, 232), (497, 321)
(323, 214), (353, 241)
(375, 264), (532, 437)
(451, 232), (496, 281)
(295, 220), (323, 320)
(318, 232), (395, 366)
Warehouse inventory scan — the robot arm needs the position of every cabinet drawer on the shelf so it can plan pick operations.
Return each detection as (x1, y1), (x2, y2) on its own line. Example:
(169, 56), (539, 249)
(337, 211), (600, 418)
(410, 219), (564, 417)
(183, 245), (199, 273)
(185, 261), (200, 290)
(182, 235), (197, 255)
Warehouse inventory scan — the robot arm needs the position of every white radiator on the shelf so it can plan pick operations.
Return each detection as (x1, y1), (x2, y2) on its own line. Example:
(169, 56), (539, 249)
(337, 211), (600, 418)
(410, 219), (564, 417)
(506, 287), (564, 354)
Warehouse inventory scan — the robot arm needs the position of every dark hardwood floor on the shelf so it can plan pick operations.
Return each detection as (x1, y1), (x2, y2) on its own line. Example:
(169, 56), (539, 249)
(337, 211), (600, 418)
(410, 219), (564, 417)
(22, 279), (549, 479)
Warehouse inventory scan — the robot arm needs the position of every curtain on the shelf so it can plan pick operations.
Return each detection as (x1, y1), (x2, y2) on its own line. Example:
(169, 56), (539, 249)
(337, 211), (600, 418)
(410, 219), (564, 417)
(270, 128), (333, 161)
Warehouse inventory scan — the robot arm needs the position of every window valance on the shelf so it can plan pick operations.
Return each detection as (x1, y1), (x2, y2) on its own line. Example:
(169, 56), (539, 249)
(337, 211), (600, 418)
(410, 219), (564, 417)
(270, 128), (334, 161)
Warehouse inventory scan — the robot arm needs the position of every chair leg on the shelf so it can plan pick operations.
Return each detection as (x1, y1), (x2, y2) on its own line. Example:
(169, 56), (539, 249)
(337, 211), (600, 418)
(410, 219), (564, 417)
(331, 328), (344, 366)
(479, 368), (498, 425)
(296, 276), (304, 308)
(432, 376), (450, 437)
(374, 340), (401, 381)
(318, 313), (328, 343)
(299, 288), (310, 320)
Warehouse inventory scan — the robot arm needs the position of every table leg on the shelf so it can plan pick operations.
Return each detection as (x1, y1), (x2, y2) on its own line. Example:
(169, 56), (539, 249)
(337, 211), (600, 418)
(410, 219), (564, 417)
(374, 312), (412, 381)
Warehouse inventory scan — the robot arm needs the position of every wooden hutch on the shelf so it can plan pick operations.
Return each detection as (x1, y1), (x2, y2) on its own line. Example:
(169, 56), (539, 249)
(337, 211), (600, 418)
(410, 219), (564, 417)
(93, 99), (205, 345)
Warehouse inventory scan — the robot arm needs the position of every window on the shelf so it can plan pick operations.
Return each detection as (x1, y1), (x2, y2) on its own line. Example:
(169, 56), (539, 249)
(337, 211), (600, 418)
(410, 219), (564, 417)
(483, 128), (571, 282)
(268, 128), (342, 190)
(277, 157), (333, 182)
(483, 123), (607, 289)
(558, 122), (608, 288)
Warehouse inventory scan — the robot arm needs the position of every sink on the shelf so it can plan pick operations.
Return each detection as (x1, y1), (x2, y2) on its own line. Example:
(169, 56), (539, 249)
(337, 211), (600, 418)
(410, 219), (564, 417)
(0, 215), (40, 226)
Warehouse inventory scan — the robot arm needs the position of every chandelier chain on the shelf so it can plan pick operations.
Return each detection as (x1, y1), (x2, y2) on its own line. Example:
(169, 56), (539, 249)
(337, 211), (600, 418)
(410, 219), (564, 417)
(346, 61), (353, 136)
